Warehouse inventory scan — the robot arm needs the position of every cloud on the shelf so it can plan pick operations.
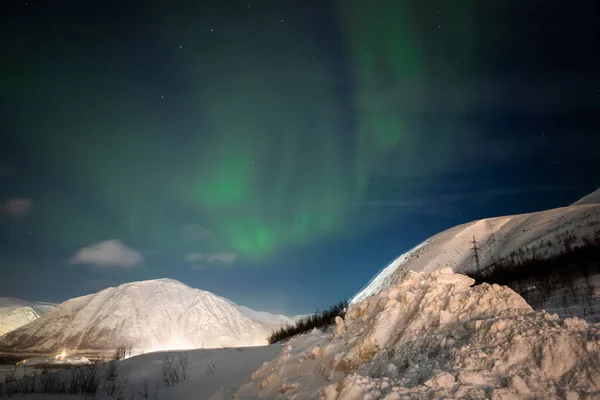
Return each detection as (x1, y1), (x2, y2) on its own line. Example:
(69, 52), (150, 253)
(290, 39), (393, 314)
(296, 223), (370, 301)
(2, 198), (33, 219)
(181, 224), (214, 243)
(70, 240), (144, 268)
(185, 252), (203, 262)
(184, 252), (238, 268)
(206, 253), (238, 263)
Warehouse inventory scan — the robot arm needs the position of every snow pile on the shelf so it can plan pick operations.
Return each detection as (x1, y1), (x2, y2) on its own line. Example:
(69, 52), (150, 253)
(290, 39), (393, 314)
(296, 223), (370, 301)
(0, 279), (293, 353)
(352, 201), (600, 304)
(351, 241), (427, 305)
(235, 269), (600, 399)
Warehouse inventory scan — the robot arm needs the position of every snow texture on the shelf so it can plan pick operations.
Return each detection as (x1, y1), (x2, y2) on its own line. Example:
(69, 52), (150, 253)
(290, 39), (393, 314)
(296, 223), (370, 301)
(235, 269), (600, 399)
(0, 279), (293, 353)
(352, 201), (600, 304)
(0, 297), (56, 337)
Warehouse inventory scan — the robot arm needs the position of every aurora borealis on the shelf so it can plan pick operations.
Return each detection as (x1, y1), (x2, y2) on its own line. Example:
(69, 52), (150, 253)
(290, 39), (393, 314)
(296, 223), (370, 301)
(1, 1), (599, 313)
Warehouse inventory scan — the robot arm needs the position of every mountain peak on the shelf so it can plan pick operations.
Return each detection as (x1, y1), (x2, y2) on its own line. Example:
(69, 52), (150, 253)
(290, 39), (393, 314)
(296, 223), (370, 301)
(129, 278), (190, 288)
(0, 277), (292, 353)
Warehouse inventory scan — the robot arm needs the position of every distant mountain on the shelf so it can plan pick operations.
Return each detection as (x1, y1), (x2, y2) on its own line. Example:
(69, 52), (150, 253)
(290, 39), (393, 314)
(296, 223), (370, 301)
(0, 297), (56, 337)
(572, 188), (600, 206)
(352, 189), (600, 305)
(0, 279), (294, 354)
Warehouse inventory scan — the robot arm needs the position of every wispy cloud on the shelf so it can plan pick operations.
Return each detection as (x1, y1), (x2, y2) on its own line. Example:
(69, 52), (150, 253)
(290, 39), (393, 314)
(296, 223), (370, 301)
(181, 224), (214, 243)
(185, 252), (203, 263)
(2, 198), (33, 219)
(206, 253), (238, 263)
(70, 240), (144, 268)
(185, 252), (238, 269)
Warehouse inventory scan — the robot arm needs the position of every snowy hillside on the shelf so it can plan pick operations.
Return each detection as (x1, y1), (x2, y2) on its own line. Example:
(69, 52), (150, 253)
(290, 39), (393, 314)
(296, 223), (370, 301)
(572, 187), (600, 206)
(0, 298), (56, 315)
(352, 197), (600, 304)
(0, 297), (56, 337)
(236, 269), (600, 399)
(0, 279), (293, 353)
(225, 303), (295, 329)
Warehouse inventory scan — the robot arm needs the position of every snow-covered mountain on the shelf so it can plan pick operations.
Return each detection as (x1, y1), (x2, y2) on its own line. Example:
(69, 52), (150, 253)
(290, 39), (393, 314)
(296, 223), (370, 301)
(352, 188), (600, 304)
(0, 297), (56, 337)
(0, 278), (293, 353)
(572, 187), (600, 206)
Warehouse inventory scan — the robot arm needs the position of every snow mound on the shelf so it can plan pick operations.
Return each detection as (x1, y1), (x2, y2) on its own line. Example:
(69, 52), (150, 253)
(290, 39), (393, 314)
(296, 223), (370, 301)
(572, 188), (600, 206)
(0, 279), (293, 353)
(236, 269), (600, 399)
(352, 201), (600, 304)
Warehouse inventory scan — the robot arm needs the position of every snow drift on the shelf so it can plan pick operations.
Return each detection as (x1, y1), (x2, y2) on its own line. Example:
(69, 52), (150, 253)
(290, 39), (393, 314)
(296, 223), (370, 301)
(352, 196), (600, 304)
(0, 278), (293, 353)
(236, 269), (600, 399)
(0, 346), (283, 400)
(0, 297), (56, 337)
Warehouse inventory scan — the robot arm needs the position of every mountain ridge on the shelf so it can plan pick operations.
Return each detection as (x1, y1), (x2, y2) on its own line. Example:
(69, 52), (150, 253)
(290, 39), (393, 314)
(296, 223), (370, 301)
(0, 297), (56, 337)
(0, 278), (293, 353)
(352, 189), (600, 305)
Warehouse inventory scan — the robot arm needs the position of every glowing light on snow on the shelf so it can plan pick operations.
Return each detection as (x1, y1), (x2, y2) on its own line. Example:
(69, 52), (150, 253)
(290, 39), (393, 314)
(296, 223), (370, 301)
(146, 338), (196, 354)
(55, 349), (67, 361)
(350, 241), (428, 304)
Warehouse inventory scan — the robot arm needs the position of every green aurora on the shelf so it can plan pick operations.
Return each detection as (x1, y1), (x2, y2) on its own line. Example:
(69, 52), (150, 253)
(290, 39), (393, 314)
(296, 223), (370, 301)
(3, 1), (475, 259)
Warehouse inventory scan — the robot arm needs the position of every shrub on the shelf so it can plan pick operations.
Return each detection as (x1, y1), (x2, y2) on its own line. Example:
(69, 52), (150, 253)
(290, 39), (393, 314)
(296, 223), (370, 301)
(162, 353), (188, 386)
(114, 341), (134, 361)
(177, 353), (188, 381)
(468, 229), (600, 315)
(268, 299), (348, 344)
(103, 360), (120, 396)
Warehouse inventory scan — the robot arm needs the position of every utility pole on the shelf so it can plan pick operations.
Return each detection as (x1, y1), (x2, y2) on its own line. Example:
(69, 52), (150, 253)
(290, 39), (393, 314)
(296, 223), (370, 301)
(472, 235), (481, 269)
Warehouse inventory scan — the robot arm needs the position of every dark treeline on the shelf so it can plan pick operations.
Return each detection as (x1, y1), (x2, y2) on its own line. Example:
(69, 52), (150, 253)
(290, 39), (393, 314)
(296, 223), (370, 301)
(468, 229), (600, 316)
(268, 300), (348, 344)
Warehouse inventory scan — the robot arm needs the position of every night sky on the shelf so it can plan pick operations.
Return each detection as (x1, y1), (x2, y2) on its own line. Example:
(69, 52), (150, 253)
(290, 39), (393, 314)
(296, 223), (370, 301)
(1, 0), (598, 315)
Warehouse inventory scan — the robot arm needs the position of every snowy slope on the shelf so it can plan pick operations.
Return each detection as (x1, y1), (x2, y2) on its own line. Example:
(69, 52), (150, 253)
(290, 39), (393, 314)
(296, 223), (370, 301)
(572, 187), (600, 206)
(0, 345), (283, 400)
(0, 279), (291, 353)
(352, 199), (600, 304)
(0, 307), (39, 337)
(236, 269), (600, 399)
(0, 297), (56, 337)
(0, 297), (56, 316)
(225, 302), (294, 329)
